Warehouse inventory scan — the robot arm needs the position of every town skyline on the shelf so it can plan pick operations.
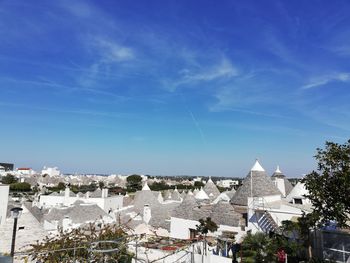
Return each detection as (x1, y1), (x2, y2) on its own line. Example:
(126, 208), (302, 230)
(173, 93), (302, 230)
(1, 0), (350, 176)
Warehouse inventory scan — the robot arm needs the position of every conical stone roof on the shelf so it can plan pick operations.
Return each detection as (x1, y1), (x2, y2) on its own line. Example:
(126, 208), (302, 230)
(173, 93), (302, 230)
(224, 188), (236, 199)
(230, 160), (281, 206)
(271, 165), (285, 178)
(180, 191), (186, 199)
(283, 179), (294, 196)
(172, 189), (181, 201)
(172, 193), (198, 219)
(203, 177), (220, 198)
(133, 184), (160, 211)
(211, 202), (242, 227)
(195, 187), (209, 200)
(271, 166), (294, 196)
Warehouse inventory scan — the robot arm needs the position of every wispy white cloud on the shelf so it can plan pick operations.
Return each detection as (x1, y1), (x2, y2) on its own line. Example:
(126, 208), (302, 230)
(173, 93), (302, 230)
(302, 72), (350, 89)
(181, 57), (238, 82)
(78, 36), (136, 87)
(92, 37), (135, 63)
(163, 56), (238, 91)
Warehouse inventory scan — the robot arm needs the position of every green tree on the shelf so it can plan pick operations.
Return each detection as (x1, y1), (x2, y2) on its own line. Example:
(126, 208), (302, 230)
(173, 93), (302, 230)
(1, 174), (17, 184)
(196, 217), (218, 254)
(57, 182), (66, 190)
(196, 217), (218, 236)
(126, 174), (142, 192)
(302, 140), (350, 227)
(149, 181), (170, 191)
(10, 182), (31, 191)
(194, 181), (204, 188)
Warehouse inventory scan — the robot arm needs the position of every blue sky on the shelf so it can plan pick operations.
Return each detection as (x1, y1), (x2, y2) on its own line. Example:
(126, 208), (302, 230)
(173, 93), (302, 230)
(1, 0), (350, 176)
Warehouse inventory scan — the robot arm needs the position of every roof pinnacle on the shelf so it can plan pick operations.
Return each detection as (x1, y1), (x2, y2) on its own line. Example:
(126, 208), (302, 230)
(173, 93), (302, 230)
(251, 158), (265, 172)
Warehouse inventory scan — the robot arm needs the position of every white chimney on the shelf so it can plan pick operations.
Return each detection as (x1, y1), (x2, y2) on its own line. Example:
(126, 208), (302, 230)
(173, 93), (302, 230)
(62, 216), (72, 231)
(102, 188), (108, 198)
(64, 187), (70, 206)
(143, 204), (151, 224)
(157, 192), (163, 203)
(64, 187), (70, 198)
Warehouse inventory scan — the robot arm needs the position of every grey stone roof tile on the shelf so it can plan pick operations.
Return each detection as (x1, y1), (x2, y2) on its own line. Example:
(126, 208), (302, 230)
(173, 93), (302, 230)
(203, 179), (220, 198)
(231, 170), (281, 206)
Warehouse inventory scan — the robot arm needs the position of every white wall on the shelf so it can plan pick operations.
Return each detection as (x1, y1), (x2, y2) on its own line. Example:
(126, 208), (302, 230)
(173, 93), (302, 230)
(218, 179), (239, 188)
(0, 185), (9, 225)
(170, 217), (246, 242)
(39, 193), (124, 213)
(269, 204), (305, 226)
(286, 182), (310, 203)
(247, 196), (305, 233)
(170, 217), (198, 239)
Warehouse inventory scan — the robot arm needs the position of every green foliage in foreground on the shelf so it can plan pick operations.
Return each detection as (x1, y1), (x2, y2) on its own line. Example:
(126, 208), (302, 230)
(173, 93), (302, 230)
(303, 140), (350, 227)
(28, 223), (132, 263)
(241, 230), (302, 263)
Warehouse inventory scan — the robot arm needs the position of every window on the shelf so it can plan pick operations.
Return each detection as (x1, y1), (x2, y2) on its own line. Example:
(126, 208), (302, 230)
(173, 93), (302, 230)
(294, 198), (303, 204)
(189, 228), (197, 239)
(243, 213), (248, 226)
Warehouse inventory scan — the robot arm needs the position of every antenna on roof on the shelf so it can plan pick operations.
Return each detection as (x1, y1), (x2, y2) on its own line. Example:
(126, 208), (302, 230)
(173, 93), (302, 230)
(250, 168), (253, 198)
(250, 158), (258, 198)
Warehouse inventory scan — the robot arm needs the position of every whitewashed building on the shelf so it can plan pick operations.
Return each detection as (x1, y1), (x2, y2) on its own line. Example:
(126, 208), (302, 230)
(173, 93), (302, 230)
(17, 167), (36, 176)
(38, 187), (124, 213)
(286, 181), (311, 205)
(41, 166), (60, 177)
(231, 160), (308, 234)
(216, 179), (239, 188)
